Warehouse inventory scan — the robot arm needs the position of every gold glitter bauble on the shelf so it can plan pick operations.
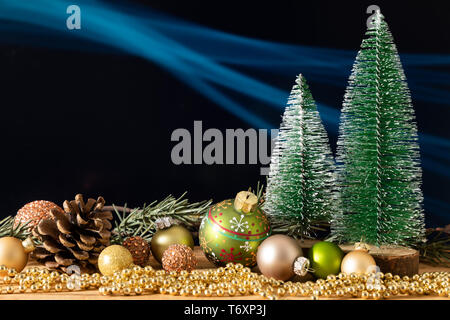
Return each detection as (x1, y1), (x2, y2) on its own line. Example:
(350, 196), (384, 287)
(98, 245), (134, 276)
(161, 244), (197, 272)
(15, 200), (64, 229)
(151, 225), (194, 263)
(0, 237), (35, 275)
(341, 248), (377, 274)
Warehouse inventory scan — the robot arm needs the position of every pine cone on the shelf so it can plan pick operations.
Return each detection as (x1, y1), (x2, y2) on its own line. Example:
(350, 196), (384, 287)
(32, 194), (113, 272)
(122, 236), (151, 266)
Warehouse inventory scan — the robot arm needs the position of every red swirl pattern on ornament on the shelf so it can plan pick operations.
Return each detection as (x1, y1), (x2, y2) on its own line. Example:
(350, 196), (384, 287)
(208, 208), (268, 237)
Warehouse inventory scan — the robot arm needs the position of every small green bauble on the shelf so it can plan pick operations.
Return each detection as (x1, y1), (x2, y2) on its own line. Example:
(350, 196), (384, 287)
(308, 241), (344, 279)
(199, 191), (271, 267)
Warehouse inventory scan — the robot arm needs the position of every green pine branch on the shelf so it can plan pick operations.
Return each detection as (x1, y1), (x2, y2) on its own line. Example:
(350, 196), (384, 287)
(109, 193), (212, 244)
(249, 181), (265, 206)
(0, 216), (32, 240)
(416, 227), (450, 267)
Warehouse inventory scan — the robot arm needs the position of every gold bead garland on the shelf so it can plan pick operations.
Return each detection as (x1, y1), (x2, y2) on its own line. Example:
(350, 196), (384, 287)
(0, 263), (449, 300)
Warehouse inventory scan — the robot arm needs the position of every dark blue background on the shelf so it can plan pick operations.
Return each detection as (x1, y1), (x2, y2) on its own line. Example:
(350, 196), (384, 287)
(0, 0), (449, 227)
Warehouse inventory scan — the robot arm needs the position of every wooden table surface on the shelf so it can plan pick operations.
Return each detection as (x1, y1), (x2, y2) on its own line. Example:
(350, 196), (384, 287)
(0, 246), (448, 300)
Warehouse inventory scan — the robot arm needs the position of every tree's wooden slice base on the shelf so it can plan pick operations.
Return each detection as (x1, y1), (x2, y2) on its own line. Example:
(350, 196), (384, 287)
(338, 244), (419, 277)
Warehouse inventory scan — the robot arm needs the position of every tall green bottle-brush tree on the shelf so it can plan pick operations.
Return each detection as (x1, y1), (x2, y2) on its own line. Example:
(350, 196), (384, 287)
(264, 74), (336, 238)
(331, 12), (425, 246)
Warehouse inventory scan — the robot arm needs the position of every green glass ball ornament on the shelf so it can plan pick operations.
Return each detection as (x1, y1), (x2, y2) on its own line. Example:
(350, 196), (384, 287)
(150, 224), (194, 263)
(199, 191), (271, 267)
(308, 241), (344, 279)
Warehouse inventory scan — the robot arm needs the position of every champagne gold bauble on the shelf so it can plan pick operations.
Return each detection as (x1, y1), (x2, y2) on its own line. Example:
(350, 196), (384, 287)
(0, 237), (35, 275)
(98, 245), (134, 276)
(256, 235), (302, 281)
(341, 247), (377, 274)
(151, 225), (194, 263)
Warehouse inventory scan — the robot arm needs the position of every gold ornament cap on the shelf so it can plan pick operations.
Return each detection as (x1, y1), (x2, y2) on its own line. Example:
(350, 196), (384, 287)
(22, 237), (35, 254)
(354, 242), (370, 252)
(154, 217), (177, 230)
(234, 191), (258, 213)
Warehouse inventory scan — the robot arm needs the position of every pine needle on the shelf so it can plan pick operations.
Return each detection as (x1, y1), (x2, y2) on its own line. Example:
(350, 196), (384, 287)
(108, 193), (212, 244)
(416, 228), (450, 267)
(0, 216), (32, 240)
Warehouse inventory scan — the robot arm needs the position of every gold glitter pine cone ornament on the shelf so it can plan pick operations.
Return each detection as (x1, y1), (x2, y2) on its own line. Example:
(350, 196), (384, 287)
(122, 236), (151, 266)
(15, 200), (64, 230)
(162, 244), (197, 272)
(31, 194), (113, 272)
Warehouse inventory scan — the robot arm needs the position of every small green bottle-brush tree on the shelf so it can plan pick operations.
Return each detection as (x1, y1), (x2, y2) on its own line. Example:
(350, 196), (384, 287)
(331, 11), (425, 247)
(264, 74), (336, 238)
